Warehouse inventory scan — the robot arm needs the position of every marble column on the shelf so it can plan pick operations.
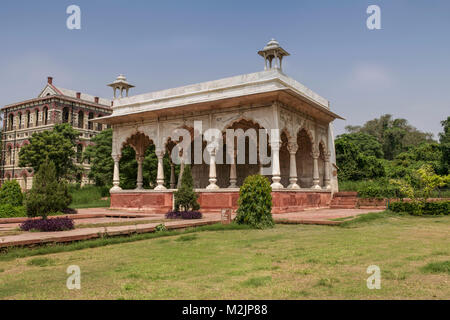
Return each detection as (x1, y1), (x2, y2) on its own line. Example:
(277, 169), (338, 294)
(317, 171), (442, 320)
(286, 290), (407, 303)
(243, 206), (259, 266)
(207, 146), (219, 189)
(135, 154), (144, 190)
(287, 142), (300, 189)
(111, 154), (122, 192)
(228, 149), (237, 188)
(154, 149), (166, 190)
(270, 140), (283, 189)
(312, 149), (321, 190)
(324, 152), (331, 190)
(170, 162), (176, 189)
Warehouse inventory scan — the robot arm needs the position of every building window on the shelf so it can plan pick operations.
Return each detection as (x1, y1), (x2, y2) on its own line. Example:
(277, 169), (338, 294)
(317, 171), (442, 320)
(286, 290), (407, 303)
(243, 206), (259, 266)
(88, 112), (94, 130)
(26, 111), (31, 128)
(35, 109), (39, 126)
(18, 112), (22, 129)
(43, 107), (48, 125)
(63, 107), (70, 123)
(78, 111), (84, 129)
(8, 114), (14, 131)
(97, 114), (103, 131)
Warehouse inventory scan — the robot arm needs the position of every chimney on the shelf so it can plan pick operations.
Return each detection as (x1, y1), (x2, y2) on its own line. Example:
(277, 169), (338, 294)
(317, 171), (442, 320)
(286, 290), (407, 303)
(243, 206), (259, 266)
(76, 92), (81, 99)
(111, 101), (114, 107)
(94, 97), (99, 104)
(47, 77), (53, 85)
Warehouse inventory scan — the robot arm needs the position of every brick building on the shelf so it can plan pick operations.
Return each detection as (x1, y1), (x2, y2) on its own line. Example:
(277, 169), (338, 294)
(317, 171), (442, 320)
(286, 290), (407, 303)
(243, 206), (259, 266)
(0, 77), (112, 190)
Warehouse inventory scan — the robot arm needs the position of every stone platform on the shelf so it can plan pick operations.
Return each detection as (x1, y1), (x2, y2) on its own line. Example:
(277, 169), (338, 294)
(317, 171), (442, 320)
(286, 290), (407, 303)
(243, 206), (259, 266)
(110, 189), (332, 214)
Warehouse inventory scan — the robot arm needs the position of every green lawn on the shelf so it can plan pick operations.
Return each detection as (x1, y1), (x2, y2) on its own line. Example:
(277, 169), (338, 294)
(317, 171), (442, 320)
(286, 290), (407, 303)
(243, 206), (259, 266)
(0, 213), (449, 299)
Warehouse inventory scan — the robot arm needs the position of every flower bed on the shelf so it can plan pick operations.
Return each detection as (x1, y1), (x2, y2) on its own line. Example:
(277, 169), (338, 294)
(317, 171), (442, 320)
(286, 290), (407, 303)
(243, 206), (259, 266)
(165, 211), (203, 220)
(20, 217), (75, 232)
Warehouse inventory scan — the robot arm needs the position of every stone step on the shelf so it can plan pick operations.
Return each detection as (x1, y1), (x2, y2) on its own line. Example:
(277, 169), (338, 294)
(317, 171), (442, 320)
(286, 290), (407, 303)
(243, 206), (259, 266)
(330, 205), (357, 209)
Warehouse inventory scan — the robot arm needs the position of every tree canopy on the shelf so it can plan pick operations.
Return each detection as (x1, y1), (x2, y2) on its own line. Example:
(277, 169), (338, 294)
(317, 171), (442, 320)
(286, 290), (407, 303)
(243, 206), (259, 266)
(19, 124), (81, 180)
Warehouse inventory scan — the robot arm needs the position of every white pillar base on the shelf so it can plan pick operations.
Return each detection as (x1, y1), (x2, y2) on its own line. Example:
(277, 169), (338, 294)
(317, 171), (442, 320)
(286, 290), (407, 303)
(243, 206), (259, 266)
(312, 184), (322, 190)
(288, 183), (300, 189)
(110, 185), (122, 192)
(154, 184), (167, 191)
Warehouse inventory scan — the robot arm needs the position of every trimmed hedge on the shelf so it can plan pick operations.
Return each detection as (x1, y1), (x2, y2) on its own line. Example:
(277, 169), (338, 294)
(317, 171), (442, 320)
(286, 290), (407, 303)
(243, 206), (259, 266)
(20, 217), (75, 232)
(165, 211), (202, 220)
(390, 201), (449, 215)
(0, 204), (26, 218)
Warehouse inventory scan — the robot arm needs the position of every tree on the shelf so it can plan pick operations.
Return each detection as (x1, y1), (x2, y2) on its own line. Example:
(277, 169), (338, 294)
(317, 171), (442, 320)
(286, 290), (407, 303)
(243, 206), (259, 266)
(19, 124), (81, 180)
(336, 133), (383, 158)
(346, 114), (434, 160)
(83, 129), (114, 187)
(0, 180), (23, 207)
(25, 159), (72, 218)
(439, 116), (450, 174)
(173, 164), (200, 212)
(335, 135), (385, 181)
(235, 175), (274, 229)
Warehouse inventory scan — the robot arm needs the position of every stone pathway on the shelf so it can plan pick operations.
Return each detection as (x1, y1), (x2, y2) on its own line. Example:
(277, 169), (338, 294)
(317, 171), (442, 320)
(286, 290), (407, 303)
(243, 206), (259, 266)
(0, 208), (383, 248)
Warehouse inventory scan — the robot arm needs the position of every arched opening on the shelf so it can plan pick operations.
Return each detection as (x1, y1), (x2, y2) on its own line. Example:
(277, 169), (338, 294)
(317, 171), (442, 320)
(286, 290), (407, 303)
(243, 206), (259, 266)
(97, 114), (103, 131)
(6, 145), (12, 165)
(43, 107), (48, 125)
(62, 107), (70, 123)
(296, 129), (314, 188)
(8, 114), (14, 131)
(26, 111), (31, 128)
(88, 113), (94, 130)
(220, 119), (270, 188)
(78, 111), (84, 129)
(18, 112), (22, 129)
(35, 109), (39, 126)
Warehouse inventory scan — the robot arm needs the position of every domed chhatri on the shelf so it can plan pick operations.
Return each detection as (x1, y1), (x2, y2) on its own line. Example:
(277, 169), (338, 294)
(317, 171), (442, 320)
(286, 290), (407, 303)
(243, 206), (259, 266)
(108, 74), (135, 99)
(258, 39), (290, 72)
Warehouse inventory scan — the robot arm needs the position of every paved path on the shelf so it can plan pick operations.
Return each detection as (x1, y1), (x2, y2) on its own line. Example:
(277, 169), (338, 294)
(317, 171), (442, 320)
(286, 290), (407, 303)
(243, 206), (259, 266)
(0, 208), (383, 248)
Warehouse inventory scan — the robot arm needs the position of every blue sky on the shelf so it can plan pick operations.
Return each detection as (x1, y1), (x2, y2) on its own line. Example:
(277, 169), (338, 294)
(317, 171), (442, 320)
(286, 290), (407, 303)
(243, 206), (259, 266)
(0, 0), (449, 138)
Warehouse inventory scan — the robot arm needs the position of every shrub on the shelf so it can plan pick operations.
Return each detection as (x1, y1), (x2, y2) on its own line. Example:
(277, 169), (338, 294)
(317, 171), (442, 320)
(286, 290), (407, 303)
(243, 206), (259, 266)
(235, 175), (274, 229)
(155, 223), (167, 232)
(20, 217), (75, 232)
(0, 180), (23, 207)
(390, 200), (449, 215)
(0, 204), (26, 218)
(25, 160), (72, 219)
(173, 165), (200, 212)
(165, 211), (203, 220)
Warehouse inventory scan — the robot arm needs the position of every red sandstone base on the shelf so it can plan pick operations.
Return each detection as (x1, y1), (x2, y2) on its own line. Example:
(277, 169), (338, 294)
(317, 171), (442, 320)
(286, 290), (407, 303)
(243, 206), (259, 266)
(110, 190), (332, 214)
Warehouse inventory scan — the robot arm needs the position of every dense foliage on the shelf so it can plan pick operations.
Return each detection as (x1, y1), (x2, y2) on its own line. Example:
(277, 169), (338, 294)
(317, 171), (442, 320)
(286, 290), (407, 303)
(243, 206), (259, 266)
(0, 180), (23, 206)
(19, 124), (81, 180)
(0, 204), (26, 218)
(235, 175), (274, 229)
(173, 165), (200, 212)
(20, 217), (75, 232)
(338, 115), (450, 200)
(390, 201), (449, 216)
(25, 160), (72, 218)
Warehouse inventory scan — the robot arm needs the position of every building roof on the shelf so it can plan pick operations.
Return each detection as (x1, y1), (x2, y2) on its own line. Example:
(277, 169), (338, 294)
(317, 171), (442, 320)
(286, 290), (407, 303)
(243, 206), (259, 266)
(2, 78), (111, 110)
(97, 69), (344, 124)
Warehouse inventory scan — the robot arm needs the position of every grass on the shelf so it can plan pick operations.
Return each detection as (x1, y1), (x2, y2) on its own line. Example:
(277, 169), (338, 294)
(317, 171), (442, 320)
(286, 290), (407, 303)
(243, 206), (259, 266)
(69, 185), (110, 209)
(0, 214), (449, 299)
